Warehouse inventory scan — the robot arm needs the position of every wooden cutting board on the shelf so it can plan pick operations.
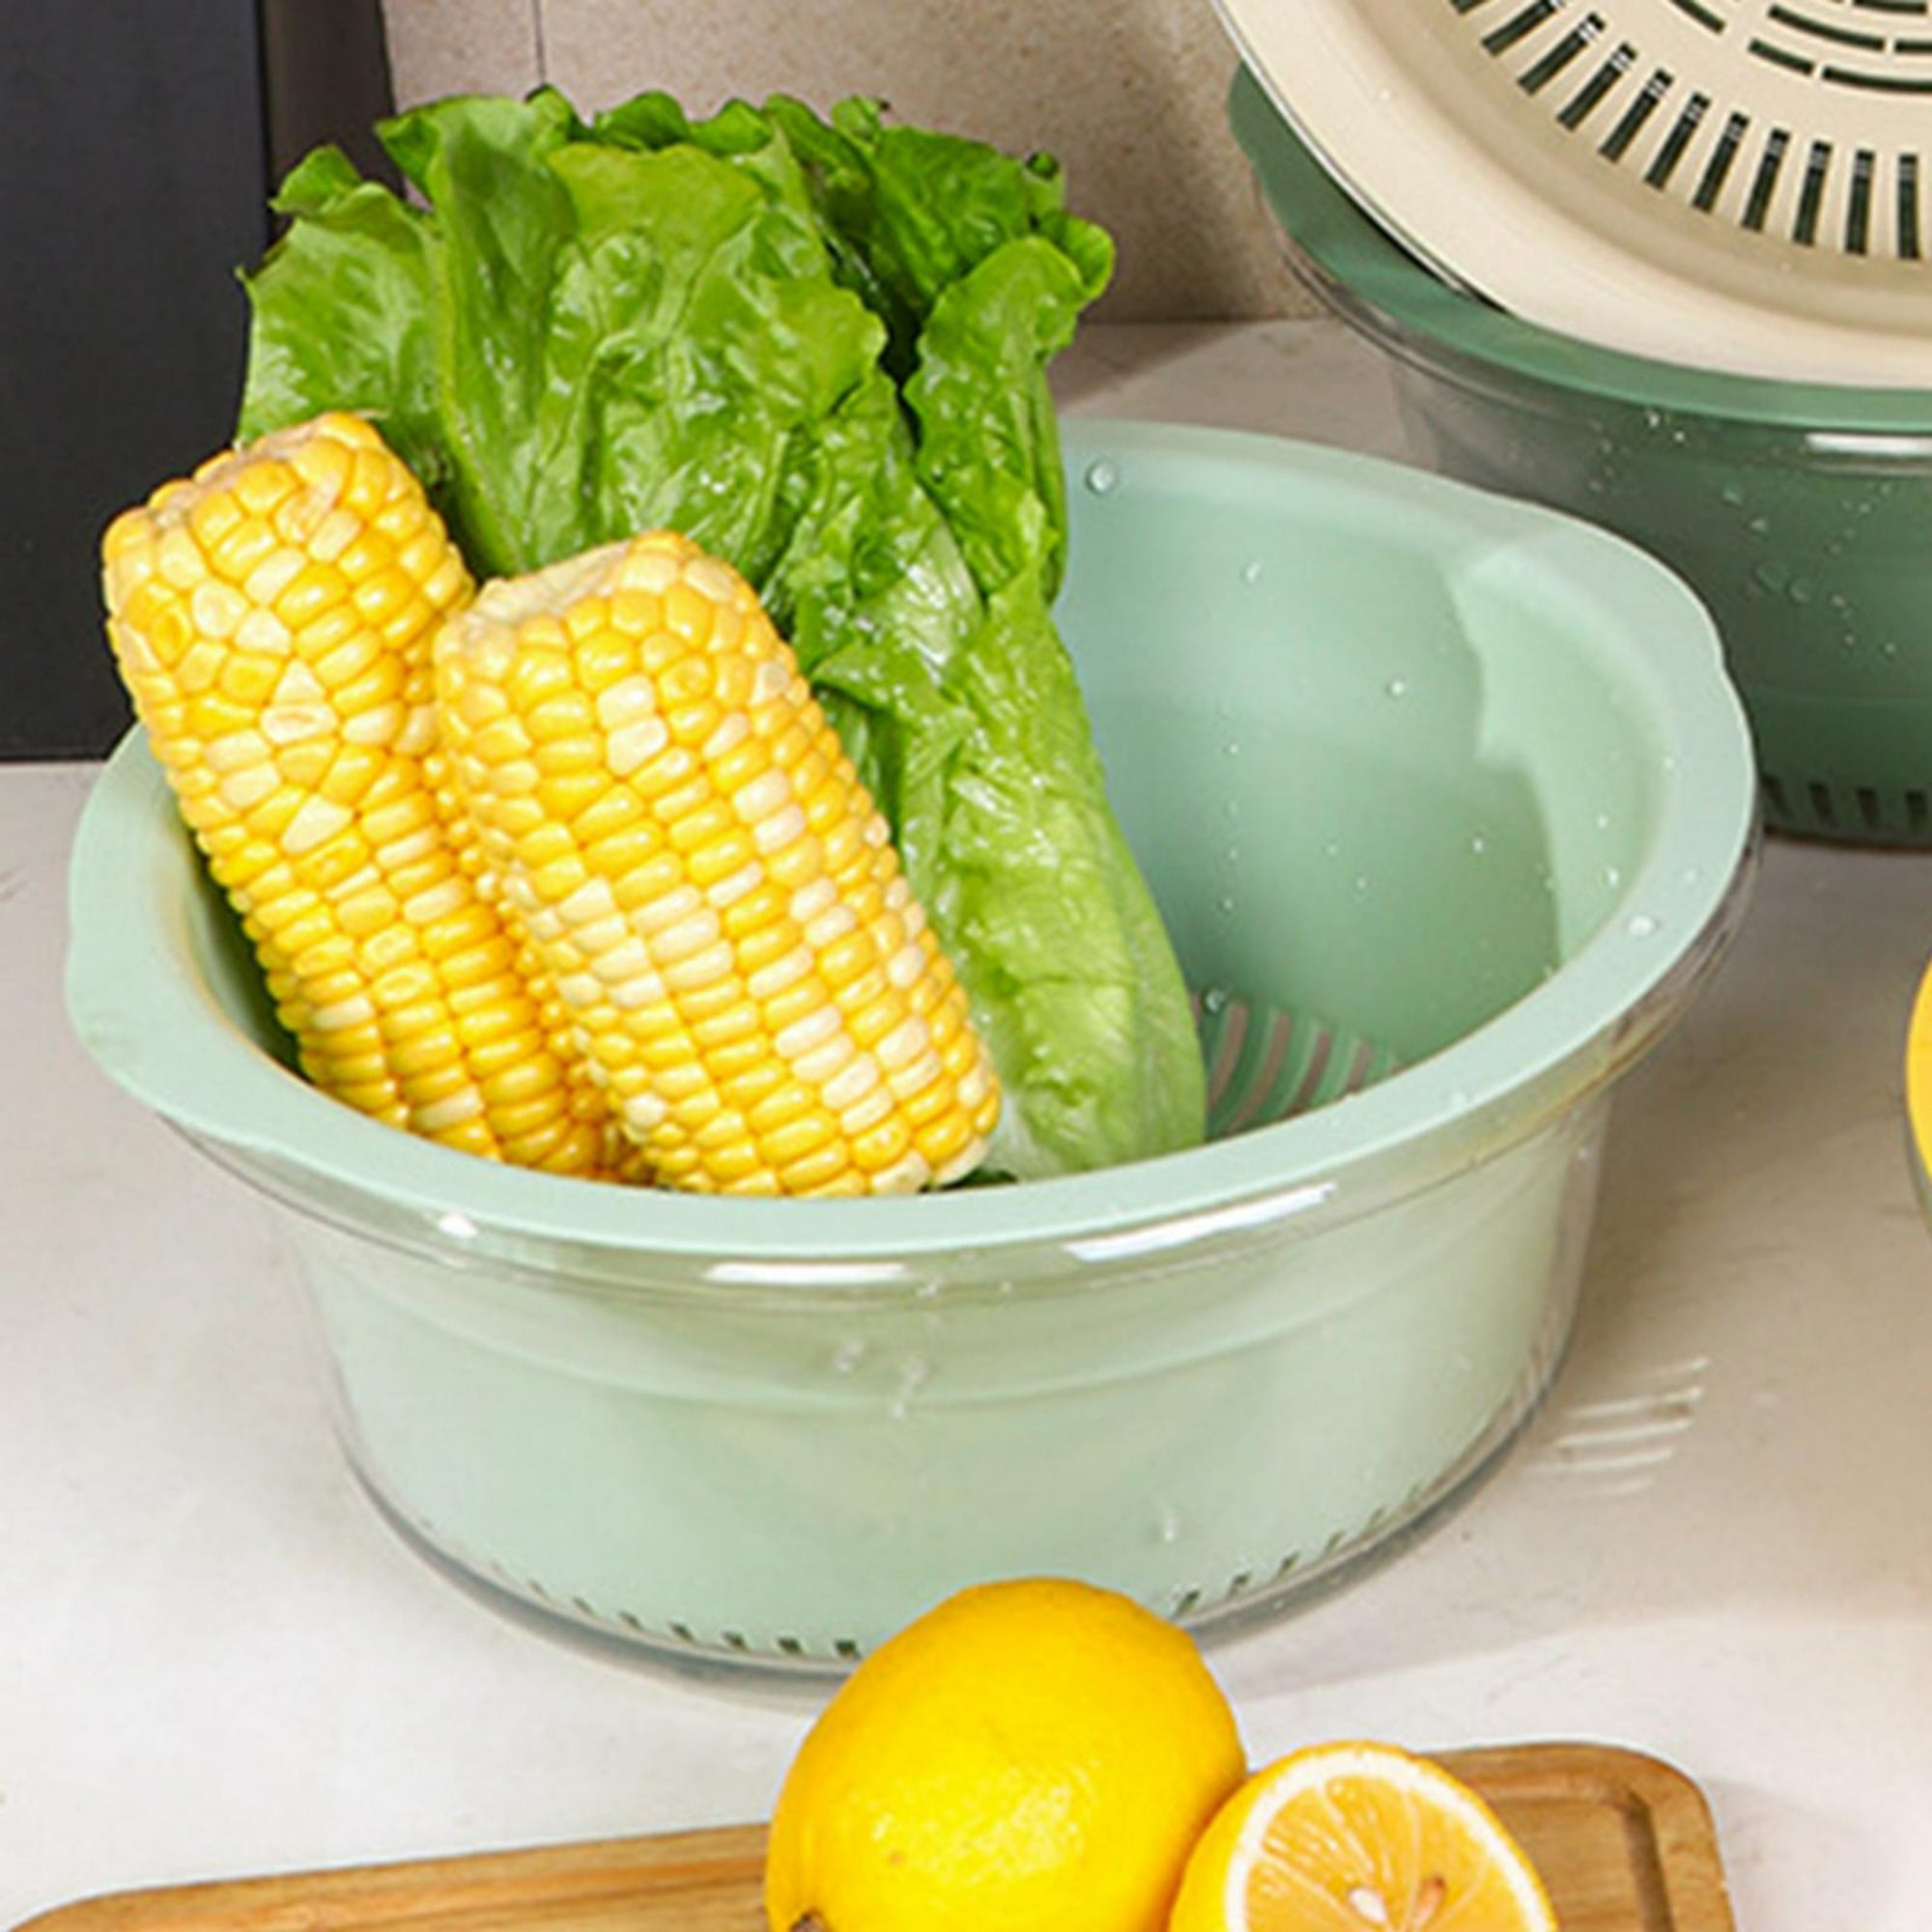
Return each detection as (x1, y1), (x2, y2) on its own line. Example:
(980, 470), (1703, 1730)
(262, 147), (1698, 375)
(17, 1743), (1733, 1931)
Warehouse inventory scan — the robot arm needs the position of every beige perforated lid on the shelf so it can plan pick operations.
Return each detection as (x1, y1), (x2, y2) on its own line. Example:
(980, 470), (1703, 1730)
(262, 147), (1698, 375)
(1214, 0), (1932, 384)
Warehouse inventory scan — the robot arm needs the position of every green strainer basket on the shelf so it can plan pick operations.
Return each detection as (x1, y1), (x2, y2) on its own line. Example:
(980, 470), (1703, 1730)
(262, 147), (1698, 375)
(66, 419), (1757, 1670)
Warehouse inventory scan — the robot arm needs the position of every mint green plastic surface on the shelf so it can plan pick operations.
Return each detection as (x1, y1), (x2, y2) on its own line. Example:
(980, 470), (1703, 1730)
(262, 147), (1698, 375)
(66, 419), (1756, 1667)
(1232, 65), (1932, 847)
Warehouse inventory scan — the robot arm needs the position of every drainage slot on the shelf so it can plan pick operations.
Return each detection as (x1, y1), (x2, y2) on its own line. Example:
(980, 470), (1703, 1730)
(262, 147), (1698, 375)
(1600, 66), (1673, 159)
(1743, 127), (1793, 231)
(1520, 14), (1603, 90)
(1646, 92), (1709, 186)
(1558, 42), (1635, 127)
(1692, 110), (1750, 208)
(1793, 137), (1834, 242)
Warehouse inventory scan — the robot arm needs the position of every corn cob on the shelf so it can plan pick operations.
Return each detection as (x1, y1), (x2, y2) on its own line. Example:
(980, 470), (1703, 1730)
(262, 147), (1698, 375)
(434, 529), (1002, 1196)
(99, 412), (634, 1178)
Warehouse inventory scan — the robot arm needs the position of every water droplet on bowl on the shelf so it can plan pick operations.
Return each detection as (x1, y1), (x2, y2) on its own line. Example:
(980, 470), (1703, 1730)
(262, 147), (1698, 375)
(1627, 912), (1660, 938)
(1241, 560), (1264, 585)
(1470, 834), (1487, 855)
(1084, 460), (1119, 496)
(1202, 985), (1230, 1014)
(889, 1354), (931, 1420)
(1605, 865), (1624, 888)
(1386, 676), (1409, 699)
(1719, 482), (1746, 507)
(832, 1339), (867, 1375)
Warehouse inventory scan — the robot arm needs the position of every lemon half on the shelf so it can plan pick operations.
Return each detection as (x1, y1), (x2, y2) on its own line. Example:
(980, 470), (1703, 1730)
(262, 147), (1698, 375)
(1167, 1739), (1558, 1932)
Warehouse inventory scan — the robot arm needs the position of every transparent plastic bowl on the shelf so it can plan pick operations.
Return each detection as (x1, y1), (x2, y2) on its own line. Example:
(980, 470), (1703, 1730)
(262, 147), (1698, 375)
(67, 418), (1757, 1671)
(1231, 64), (1932, 848)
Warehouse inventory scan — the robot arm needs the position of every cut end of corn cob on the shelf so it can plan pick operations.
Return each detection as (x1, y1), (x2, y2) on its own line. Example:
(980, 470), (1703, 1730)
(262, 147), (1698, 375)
(98, 412), (639, 1180)
(435, 529), (1003, 1197)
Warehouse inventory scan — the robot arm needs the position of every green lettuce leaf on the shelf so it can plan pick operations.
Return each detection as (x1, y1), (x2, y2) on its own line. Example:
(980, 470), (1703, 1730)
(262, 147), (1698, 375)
(236, 89), (1205, 1180)
(238, 143), (442, 490)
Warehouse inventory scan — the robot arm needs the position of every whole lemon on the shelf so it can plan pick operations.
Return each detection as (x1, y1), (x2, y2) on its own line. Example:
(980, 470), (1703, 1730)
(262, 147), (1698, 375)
(763, 1577), (1246, 1932)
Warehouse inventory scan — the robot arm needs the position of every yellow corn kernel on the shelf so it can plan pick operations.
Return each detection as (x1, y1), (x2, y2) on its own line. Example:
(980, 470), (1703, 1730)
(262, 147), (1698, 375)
(435, 528), (1001, 1196)
(99, 411), (639, 1181)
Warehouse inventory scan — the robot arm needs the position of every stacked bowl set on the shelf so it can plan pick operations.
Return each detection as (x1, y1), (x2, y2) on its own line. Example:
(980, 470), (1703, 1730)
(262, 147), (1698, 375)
(75, 0), (1932, 1673)
(1222, 0), (1932, 841)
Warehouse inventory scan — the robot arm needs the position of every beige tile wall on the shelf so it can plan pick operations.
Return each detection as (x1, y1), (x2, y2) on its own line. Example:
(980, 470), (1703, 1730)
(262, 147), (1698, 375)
(378, 0), (1314, 320)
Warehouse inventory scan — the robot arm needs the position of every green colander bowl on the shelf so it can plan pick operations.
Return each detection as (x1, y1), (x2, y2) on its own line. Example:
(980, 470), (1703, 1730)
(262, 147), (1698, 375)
(66, 419), (1757, 1671)
(1232, 65), (1932, 848)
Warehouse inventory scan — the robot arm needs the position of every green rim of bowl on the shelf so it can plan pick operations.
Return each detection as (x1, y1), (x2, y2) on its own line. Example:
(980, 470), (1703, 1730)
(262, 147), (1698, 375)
(1229, 65), (1932, 435)
(65, 418), (1756, 1276)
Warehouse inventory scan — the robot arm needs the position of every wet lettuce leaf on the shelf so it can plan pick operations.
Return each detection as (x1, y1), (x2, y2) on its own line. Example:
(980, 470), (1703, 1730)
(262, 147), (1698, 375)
(237, 89), (1204, 1180)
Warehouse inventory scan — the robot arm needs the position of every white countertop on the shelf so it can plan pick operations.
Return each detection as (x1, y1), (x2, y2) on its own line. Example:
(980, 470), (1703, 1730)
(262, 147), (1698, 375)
(10, 319), (1932, 1928)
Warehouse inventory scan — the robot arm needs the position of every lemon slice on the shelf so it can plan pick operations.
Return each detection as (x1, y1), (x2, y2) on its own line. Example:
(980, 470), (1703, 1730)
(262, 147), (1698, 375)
(1906, 960), (1932, 1200)
(1168, 1740), (1557, 1932)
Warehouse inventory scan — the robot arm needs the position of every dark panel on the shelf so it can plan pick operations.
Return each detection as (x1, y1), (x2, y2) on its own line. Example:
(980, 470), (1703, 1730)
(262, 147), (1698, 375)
(260, 0), (401, 193)
(2, 4), (270, 757)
